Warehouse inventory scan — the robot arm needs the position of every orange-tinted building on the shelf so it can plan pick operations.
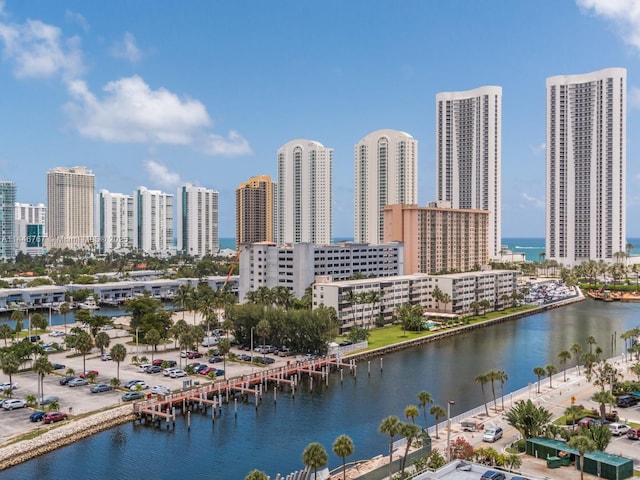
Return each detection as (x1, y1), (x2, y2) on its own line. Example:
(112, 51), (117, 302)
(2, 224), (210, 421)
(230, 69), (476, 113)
(383, 201), (489, 274)
(235, 175), (275, 250)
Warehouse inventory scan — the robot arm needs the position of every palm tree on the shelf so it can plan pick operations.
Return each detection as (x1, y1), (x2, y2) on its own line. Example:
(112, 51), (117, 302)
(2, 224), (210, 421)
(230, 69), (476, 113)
(475, 372), (490, 415)
(302, 442), (328, 480)
(571, 343), (583, 375)
(487, 370), (500, 411)
(244, 471), (269, 480)
(399, 422), (421, 476)
(586, 335), (597, 355)
(33, 355), (53, 403)
(94, 331), (111, 356)
(174, 284), (194, 321)
(110, 343), (127, 381)
(429, 404), (446, 439)
(545, 364), (558, 388)
(417, 390), (433, 430)
(11, 310), (24, 340)
(565, 404), (583, 430)
(533, 366), (546, 393)
(592, 390), (616, 420)
(332, 434), (354, 480)
(568, 435), (596, 480)
(59, 302), (70, 334)
(496, 370), (508, 411)
(558, 350), (572, 382)
(217, 338), (231, 379)
(0, 324), (12, 346)
(75, 331), (93, 374)
(505, 399), (552, 440)
(145, 328), (161, 360)
(404, 404), (419, 424)
(378, 415), (401, 478)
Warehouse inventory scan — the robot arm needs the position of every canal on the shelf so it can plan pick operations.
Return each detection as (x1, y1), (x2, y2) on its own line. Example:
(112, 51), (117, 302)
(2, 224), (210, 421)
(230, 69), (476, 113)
(5, 298), (640, 479)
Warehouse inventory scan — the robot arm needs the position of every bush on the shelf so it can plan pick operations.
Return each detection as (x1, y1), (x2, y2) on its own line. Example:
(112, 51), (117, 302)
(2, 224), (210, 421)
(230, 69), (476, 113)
(512, 439), (526, 452)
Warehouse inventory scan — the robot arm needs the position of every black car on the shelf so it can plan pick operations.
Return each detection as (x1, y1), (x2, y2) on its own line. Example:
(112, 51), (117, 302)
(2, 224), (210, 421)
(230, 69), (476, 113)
(52, 363), (66, 370)
(480, 471), (506, 480)
(616, 395), (638, 407)
(59, 376), (75, 385)
(339, 340), (353, 347)
(208, 356), (223, 363)
(30, 411), (47, 422)
(144, 365), (163, 374)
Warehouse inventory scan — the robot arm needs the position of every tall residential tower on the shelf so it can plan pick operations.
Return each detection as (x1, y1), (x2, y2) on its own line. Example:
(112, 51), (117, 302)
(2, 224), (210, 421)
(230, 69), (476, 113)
(95, 190), (134, 254)
(354, 129), (418, 244)
(546, 67), (626, 266)
(133, 186), (174, 256)
(177, 183), (219, 257)
(0, 182), (16, 260)
(46, 166), (95, 250)
(435, 86), (502, 259)
(235, 175), (275, 249)
(276, 139), (332, 245)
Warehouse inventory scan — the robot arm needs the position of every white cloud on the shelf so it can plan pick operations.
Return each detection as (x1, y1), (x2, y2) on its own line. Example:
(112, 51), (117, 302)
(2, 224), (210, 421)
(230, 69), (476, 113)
(144, 160), (181, 189)
(65, 10), (89, 32)
(630, 86), (640, 108)
(198, 131), (253, 156)
(528, 142), (546, 155)
(65, 75), (211, 144)
(0, 18), (83, 80)
(520, 193), (545, 209)
(111, 32), (142, 63)
(577, 0), (640, 51)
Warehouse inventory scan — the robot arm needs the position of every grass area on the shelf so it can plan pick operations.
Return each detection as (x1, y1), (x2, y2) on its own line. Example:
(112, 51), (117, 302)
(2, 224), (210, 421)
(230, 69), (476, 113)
(339, 305), (538, 353)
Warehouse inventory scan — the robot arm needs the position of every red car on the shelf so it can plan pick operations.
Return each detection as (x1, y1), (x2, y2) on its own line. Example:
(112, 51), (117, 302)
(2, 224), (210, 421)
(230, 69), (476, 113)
(79, 370), (99, 379)
(43, 412), (68, 424)
(199, 367), (216, 375)
(187, 351), (203, 359)
(152, 359), (164, 366)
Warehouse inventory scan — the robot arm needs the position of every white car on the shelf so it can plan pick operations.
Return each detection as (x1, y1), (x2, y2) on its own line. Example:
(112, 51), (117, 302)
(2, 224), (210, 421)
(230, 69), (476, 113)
(0, 382), (18, 391)
(129, 382), (149, 391)
(151, 385), (171, 395)
(49, 331), (66, 337)
(170, 369), (187, 378)
(609, 422), (630, 436)
(2, 399), (26, 410)
(162, 368), (178, 377)
(138, 364), (152, 372)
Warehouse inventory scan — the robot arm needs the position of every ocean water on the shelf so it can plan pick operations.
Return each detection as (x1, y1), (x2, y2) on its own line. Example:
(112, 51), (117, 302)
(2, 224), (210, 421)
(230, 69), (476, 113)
(502, 237), (640, 262)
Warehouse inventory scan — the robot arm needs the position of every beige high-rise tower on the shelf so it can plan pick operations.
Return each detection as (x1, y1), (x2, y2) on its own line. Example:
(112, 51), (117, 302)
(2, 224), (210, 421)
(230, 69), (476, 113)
(46, 166), (95, 250)
(235, 175), (275, 249)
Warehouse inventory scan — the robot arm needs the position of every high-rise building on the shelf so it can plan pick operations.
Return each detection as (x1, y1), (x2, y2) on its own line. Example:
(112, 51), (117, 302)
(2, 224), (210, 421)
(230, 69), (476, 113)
(354, 129), (418, 244)
(383, 201), (489, 274)
(546, 67), (627, 266)
(177, 183), (219, 257)
(15, 202), (46, 256)
(277, 139), (332, 245)
(0, 182), (16, 260)
(95, 190), (134, 254)
(235, 175), (275, 249)
(46, 166), (95, 250)
(133, 186), (174, 256)
(435, 86), (502, 259)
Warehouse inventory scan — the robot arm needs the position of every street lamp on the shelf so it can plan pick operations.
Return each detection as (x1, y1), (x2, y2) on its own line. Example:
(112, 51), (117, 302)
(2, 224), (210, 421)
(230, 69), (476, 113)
(447, 400), (455, 463)
(250, 327), (254, 363)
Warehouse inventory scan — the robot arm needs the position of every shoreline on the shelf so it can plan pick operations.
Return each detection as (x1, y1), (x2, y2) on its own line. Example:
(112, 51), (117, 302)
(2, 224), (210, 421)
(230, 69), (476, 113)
(0, 293), (585, 472)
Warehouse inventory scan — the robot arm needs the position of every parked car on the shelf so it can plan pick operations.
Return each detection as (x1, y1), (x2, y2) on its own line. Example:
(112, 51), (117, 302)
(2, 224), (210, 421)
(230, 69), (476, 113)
(0, 382), (18, 391)
(616, 394), (638, 407)
(68, 378), (89, 387)
(130, 382), (149, 391)
(194, 364), (209, 373)
(627, 427), (640, 440)
(124, 379), (145, 389)
(30, 411), (47, 422)
(49, 330), (66, 337)
(208, 356), (223, 363)
(51, 363), (66, 370)
(28, 335), (41, 342)
(90, 384), (113, 393)
(152, 359), (165, 366)
(338, 340), (353, 347)
(151, 385), (171, 395)
(482, 426), (503, 443)
(39, 396), (59, 406)
(609, 422), (630, 436)
(2, 399), (26, 410)
(163, 368), (178, 376)
(101, 353), (112, 361)
(122, 392), (145, 402)
(480, 471), (506, 480)
(138, 364), (152, 372)
(237, 354), (252, 362)
(187, 351), (203, 359)
(165, 360), (177, 368)
(170, 369), (187, 378)
(144, 365), (163, 374)
(79, 370), (99, 379)
(43, 411), (68, 424)
(278, 347), (294, 357)
(577, 417), (596, 428)
(256, 356), (275, 365)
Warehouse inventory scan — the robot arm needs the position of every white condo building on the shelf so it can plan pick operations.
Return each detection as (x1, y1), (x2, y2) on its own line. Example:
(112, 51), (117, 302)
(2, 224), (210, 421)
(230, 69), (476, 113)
(0, 182), (16, 260)
(176, 184), (219, 257)
(435, 86), (502, 259)
(95, 190), (134, 254)
(276, 139), (333, 245)
(133, 186), (174, 256)
(354, 129), (418, 244)
(15, 202), (46, 256)
(46, 166), (95, 250)
(546, 68), (627, 267)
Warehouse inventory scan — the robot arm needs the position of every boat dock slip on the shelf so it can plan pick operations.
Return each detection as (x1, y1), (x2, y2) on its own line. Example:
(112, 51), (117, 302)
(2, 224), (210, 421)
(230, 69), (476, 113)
(132, 355), (357, 429)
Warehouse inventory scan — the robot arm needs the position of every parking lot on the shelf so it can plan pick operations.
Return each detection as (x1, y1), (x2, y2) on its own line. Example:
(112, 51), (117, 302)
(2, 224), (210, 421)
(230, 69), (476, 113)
(1, 327), (293, 443)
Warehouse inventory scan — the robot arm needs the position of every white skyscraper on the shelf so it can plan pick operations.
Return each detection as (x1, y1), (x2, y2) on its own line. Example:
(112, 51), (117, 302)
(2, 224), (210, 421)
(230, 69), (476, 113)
(546, 67), (626, 266)
(95, 190), (134, 254)
(15, 202), (46, 256)
(435, 86), (502, 259)
(276, 139), (333, 245)
(0, 182), (16, 260)
(133, 186), (174, 256)
(46, 166), (95, 250)
(177, 183), (219, 257)
(354, 129), (418, 244)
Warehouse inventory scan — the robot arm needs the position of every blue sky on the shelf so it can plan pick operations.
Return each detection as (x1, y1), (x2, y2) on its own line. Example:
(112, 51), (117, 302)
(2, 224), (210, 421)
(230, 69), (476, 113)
(0, 0), (638, 239)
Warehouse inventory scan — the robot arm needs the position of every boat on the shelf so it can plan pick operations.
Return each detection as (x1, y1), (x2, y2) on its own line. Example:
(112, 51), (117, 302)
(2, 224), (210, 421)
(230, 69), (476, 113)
(77, 298), (100, 310)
